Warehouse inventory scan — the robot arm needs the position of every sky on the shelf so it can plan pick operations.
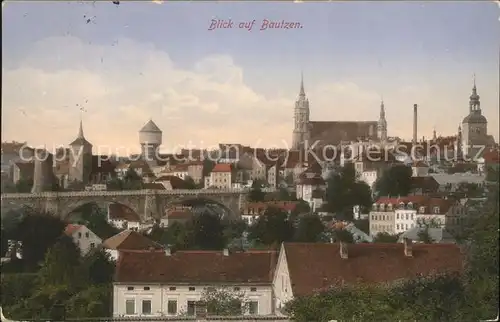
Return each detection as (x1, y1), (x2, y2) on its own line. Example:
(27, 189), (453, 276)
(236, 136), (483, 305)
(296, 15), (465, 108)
(2, 1), (499, 155)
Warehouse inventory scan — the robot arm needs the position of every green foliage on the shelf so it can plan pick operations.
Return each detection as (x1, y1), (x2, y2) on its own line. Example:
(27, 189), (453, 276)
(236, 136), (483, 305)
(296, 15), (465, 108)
(374, 164), (412, 197)
(0, 273), (38, 308)
(38, 236), (81, 288)
(65, 285), (112, 318)
(294, 214), (325, 242)
(200, 287), (248, 316)
(248, 181), (266, 202)
(329, 228), (355, 243)
(15, 178), (34, 192)
(80, 249), (115, 285)
(373, 232), (399, 243)
(188, 212), (225, 250)
(325, 164), (373, 221)
(76, 202), (120, 239)
(286, 274), (467, 321)
(10, 210), (66, 271)
(202, 159), (216, 178)
(248, 207), (294, 246)
(184, 176), (198, 189)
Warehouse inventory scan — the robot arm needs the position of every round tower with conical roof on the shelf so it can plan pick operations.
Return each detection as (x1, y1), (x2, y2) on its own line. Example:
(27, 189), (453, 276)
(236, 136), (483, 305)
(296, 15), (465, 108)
(139, 119), (162, 161)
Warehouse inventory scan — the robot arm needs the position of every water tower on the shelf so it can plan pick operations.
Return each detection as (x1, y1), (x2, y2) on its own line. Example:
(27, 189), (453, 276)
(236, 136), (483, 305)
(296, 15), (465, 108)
(139, 119), (162, 161)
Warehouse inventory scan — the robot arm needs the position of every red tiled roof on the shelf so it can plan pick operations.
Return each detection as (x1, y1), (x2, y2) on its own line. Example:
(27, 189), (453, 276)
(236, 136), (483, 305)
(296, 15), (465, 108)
(103, 230), (164, 251)
(64, 224), (82, 236)
(483, 149), (500, 164)
(108, 203), (141, 222)
(376, 195), (429, 205)
(115, 249), (278, 284)
(212, 163), (232, 172)
(375, 196), (453, 214)
(284, 242), (464, 297)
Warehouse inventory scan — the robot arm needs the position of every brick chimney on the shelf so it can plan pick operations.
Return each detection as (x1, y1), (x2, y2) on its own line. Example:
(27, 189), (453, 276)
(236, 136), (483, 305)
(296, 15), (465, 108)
(339, 242), (348, 259)
(403, 238), (413, 257)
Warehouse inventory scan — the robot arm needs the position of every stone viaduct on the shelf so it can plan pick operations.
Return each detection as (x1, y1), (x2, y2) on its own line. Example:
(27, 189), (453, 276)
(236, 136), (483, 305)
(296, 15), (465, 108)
(0, 188), (274, 221)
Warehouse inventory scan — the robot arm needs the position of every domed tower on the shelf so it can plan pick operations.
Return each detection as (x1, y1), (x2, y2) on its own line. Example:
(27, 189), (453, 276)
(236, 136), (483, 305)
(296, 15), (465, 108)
(139, 119), (162, 161)
(69, 120), (93, 185)
(461, 75), (488, 157)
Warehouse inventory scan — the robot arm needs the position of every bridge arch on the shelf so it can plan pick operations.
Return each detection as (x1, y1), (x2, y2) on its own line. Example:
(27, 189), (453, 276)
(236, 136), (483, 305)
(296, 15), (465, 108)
(60, 199), (141, 221)
(165, 196), (236, 219)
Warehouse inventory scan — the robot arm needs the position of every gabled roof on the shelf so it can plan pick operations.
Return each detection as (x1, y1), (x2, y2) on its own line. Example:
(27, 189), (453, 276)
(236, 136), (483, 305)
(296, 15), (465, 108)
(64, 224), (83, 236)
(102, 230), (164, 251)
(283, 242), (464, 297)
(212, 163), (232, 172)
(398, 227), (456, 244)
(115, 249), (278, 284)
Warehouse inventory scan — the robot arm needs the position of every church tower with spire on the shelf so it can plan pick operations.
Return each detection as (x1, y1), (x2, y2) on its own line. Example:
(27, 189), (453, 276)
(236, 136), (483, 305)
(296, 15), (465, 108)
(292, 74), (310, 150)
(377, 99), (387, 142)
(461, 74), (488, 157)
(69, 119), (93, 184)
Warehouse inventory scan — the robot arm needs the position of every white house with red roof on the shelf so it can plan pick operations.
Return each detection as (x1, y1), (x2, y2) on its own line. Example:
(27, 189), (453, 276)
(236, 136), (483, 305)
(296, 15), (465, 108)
(64, 224), (102, 256)
(205, 163), (234, 189)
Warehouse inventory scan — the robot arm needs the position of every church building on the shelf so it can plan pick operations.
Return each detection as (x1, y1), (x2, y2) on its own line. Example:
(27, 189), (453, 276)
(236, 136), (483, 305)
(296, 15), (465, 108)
(291, 75), (387, 150)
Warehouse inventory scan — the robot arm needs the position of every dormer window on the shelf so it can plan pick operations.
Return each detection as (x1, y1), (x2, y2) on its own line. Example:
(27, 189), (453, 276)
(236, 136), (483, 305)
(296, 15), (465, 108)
(433, 206), (440, 214)
(407, 202), (413, 209)
(419, 206), (426, 214)
(379, 204), (385, 211)
(399, 202), (405, 209)
(386, 204), (393, 211)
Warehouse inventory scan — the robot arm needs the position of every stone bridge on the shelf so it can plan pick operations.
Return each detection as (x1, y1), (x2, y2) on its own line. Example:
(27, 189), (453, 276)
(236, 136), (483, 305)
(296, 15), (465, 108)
(0, 188), (275, 221)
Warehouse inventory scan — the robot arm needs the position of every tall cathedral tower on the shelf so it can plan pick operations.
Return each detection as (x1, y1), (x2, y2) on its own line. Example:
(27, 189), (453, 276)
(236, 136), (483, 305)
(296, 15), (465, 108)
(377, 99), (387, 142)
(461, 75), (488, 157)
(292, 74), (310, 150)
(69, 120), (93, 184)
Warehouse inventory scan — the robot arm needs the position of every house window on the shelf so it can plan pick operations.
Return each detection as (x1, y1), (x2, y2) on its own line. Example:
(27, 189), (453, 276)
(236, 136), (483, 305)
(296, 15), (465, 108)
(125, 299), (135, 315)
(433, 207), (440, 214)
(234, 287), (240, 291)
(250, 287), (257, 292)
(405, 214), (408, 220)
(144, 287), (150, 291)
(187, 301), (196, 316)
(188, 287), (195, 291)
(85, 232), (89, 238)
(127, 286), (134, 291)
(142, 300), (152, 315)
(78, 232), (82, 238)
(396, 213), (399, 219)
(169, 286), (176, 291)
(167, 300), (177, 315)
(396, 224), (400, 230)
(249, 301), (259, 315)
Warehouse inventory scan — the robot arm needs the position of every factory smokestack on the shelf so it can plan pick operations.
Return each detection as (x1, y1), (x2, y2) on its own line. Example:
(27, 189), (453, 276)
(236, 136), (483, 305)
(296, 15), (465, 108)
(413, 104), (418, 144)
(31, 149), (54, 193)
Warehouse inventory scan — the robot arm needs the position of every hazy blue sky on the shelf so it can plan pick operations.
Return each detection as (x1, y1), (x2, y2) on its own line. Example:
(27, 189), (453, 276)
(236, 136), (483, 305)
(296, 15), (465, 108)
(2, 1), (499, 153)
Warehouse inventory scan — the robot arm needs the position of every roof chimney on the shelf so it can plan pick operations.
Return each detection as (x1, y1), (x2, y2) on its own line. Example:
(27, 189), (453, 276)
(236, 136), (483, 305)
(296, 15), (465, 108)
(223, 248), (229, 256)
(165, 247), (171, 256)
(403, 238), (413, 257)
(339, 242), (348, 259)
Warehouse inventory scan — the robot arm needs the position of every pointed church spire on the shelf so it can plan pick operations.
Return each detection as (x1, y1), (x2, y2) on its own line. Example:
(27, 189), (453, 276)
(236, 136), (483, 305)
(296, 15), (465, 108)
(379, 98), (385, 118)
(77, 119), (85, 138)
(299, 72), (305, 97)
(472, 72), (476, 89)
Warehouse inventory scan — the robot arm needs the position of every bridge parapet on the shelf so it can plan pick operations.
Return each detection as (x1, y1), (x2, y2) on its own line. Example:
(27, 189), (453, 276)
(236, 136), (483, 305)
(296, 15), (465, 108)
(1, 187), (276, 199)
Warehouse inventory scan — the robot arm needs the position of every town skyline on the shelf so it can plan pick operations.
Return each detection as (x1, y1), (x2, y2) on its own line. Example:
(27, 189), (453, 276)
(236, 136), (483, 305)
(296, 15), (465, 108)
(2, 1), (499, 152)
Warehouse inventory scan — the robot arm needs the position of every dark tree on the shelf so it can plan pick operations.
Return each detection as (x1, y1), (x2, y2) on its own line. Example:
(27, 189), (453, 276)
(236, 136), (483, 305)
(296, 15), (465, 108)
(248, 181), (266, 202)
(76, 203), (119, 240)
(294, 214), (325, 242)
(38, 235), (81, 288)
(202, 159), (216, 178)
(122, 168), (143, 190)
(325, 164), (372, 221)
(80, 249), (115, 285)
(248, 207), (294, 246)
(374, 164), (412, 197)
(330, 228), (355, 243)
(373, 232), (399, 243)
(190, 211), (226, 250)
(15, 178), (33, 193)
(184, 176), (197, 189)
(11, 211), (66, 271)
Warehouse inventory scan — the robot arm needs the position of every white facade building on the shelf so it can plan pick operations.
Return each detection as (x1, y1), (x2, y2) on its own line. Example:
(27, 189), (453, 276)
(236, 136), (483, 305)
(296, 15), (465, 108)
(113, 249), (277, 317)
(64, 224), (102, 256)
